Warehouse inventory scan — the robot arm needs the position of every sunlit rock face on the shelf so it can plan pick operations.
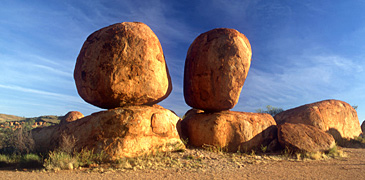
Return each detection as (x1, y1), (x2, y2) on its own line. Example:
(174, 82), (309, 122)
(274, 99), (362, 140)
(184, 28), (252, 112)
(74, 22), (172, 109)
(278, 123), (335, 153)
(32, 105), (185, 159)
(180, 109), (277, 152)
(59, 111), (84, 125)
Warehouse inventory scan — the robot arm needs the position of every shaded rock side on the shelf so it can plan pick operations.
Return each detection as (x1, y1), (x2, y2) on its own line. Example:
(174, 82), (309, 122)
(274, 99), (362, 140)
(361, 121), (365, 134)
(32, 105), (184, 159)
(278, 123), (335, 153)
(184, 28), (252, 112)
(180, 110), (277, 152)
(74, 22), (172, 109)
(59, 111), (84, 125)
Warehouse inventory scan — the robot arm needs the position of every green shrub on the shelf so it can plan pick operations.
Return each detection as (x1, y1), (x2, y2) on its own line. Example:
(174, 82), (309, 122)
(0, 127), (34, 155)
(44, 151), (79, 171)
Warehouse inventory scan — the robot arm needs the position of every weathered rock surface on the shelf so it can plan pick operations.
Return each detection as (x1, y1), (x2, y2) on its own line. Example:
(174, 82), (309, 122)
(361, 121), (365, 134)
(180, 110), (277, 152)
(274, 99), (362, 140)
(59, 111), (84, 125)
(74, 22), (172, 109)
(184, 28), (252, 112)
(278, 123), (335, 153)
(32, 105), (184, 159)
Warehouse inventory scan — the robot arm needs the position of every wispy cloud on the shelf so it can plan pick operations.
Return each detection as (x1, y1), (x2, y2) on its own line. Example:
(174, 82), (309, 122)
(0, 84), (82, 104)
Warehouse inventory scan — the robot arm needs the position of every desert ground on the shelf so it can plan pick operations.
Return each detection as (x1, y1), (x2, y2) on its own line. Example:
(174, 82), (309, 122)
(0, 147), (364, 180)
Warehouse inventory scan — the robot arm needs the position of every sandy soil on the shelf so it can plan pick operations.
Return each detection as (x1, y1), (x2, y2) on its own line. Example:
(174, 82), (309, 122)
(1, 148), (364, 180)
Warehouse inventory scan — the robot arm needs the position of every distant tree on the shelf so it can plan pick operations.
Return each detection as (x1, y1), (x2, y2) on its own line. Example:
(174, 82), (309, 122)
(256, 105), (284, 117)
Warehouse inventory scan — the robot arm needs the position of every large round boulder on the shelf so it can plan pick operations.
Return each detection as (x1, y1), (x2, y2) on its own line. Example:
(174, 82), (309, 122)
(274, 99), (362, 140)
(74, 22), (172, 109)
(184, 28), (252, 112)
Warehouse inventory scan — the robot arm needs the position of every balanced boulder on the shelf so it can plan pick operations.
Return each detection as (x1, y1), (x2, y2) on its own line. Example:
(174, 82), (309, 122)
(274, 99), (362, 140)
(278, 123), (335, 153)
(59, 111), (84, 125)
(32, 105), (184, 159)
(181, 110), (277, 152)
(184, 28), (252, 112)
(74, 22), (172, 109)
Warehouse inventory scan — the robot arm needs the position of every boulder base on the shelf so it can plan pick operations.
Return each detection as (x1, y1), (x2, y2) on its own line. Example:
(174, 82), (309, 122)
(32, 105), (184, 159)
(184, 28), (252, 112)
(274, 99), (362, 140)
(181, 110), (277, 152)
(74, 22), (172, 109)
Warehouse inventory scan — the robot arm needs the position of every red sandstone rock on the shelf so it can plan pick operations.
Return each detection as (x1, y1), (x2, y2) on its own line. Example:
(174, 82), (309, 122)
(274, 99), (362, 140)
(60, 111), (84, 125)
(184, 28), (252, 111)
(181, 110), (277, 152)
(278, 123), (335, 152)
(31, 105), (184, 159)
(74, 22), (172, 109)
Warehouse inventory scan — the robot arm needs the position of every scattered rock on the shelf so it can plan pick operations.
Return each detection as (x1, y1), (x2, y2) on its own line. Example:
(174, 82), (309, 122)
(74, 22), (172, 109)
(184, 28), (252, 112)
(274, 99), (362, 140)
(278, 123), (336, 153)
(181, 110), (277, 152)
(32, 105), (184, 159)
(59, 111), (84, 125)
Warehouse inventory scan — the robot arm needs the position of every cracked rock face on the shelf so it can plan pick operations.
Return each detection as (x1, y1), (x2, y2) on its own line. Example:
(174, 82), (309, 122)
(184, 28), (252, 112)
(74, 22), (172, 109)
(278, 123), (335, 153)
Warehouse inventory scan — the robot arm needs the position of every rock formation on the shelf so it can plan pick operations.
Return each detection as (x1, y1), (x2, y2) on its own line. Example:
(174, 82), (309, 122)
(184, 28), (252, 112)
(181, 109), (277, 152)
(32, 105), (184, 159)
(274, 99), (362, 140)
(180, 28), (278, 152)
(278, 123), (335, 153)
(31, 22), (184, 159)
(361, 121), (365, 134)
(74, 22), (172, 109)
(59, 111), (84, 125)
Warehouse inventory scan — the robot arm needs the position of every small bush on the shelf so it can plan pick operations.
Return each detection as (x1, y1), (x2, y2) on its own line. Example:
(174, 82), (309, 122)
(44, 151), (79, 171)
(0, 127), (34, 155)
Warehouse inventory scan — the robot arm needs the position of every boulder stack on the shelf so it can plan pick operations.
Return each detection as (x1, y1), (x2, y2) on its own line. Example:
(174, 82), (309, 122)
(32, 22), (184, 159)
(181, 28), (277, 152)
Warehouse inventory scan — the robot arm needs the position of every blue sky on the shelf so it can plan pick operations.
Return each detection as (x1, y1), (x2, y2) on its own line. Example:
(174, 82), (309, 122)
(1, 0), (364, 123)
